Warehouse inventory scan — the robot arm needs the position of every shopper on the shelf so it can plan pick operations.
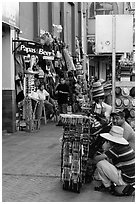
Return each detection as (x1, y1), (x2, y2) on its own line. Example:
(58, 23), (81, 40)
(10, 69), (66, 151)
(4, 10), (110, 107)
(110, 110), (135, 151)
(94, 125), (135, 196)
(55, 77), (70, 125)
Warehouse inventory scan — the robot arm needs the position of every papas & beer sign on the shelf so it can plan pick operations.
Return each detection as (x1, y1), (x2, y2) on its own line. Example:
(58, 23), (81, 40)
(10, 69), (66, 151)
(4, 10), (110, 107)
(17, 44), (55, 60)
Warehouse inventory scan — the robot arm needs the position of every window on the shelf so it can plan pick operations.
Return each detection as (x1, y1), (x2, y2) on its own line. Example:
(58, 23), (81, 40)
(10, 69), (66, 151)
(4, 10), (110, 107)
(89, 2), (94, 18)
(89, 2), (115, 18)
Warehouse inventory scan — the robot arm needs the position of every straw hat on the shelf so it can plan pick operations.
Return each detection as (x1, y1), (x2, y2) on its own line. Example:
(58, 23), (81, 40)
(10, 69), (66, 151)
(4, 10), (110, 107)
(92, 81), (104, 98)
(98, 79), (105, 85)
(100, 126), (129, 145)
(110, 109), (125, 118)
(122, 87), (129, 97)
(104, 82), (112, 90)
(115, 87), (121, 95)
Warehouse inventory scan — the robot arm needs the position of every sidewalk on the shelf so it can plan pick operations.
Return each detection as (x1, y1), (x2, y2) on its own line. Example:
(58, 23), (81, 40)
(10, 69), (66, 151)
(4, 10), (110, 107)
(2, 122), (135, 202)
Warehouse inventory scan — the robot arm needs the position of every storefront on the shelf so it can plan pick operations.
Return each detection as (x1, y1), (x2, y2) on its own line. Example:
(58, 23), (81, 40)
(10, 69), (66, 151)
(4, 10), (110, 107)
(12, 31), (77, 132)
(12, 38), (57, 132)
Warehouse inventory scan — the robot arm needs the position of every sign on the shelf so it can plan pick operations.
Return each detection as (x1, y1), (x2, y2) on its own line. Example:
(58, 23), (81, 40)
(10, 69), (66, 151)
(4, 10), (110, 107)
(95, 15), (133, 53)
(15, 43), (55, 60)
(2, 1), (19, 29)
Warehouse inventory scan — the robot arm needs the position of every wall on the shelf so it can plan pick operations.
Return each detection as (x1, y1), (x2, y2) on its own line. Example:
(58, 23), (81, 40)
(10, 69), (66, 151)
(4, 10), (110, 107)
(52, 2), (61, 38)
(19, 2), (34, 40)
(64, 3), (72, 53)
(2, 26), (16, 132)
(75, 3), (79, 37)
(39, 2), (49, 33)
(2, 26), (11, 89)
(88, 18), (95, 35)
(99, 61), (106, 80)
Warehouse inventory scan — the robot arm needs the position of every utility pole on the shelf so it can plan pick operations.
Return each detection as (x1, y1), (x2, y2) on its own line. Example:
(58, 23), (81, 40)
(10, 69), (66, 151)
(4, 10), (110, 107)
(112, 15), (116, 112)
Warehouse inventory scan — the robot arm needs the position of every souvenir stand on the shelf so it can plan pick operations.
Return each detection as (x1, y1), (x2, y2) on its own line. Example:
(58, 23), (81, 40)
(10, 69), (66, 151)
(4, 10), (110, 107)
(23, 70), (40, 132)
(13, 37), (57, 132)
(115, 56), (135, 130)
(60, 114), (93, 193)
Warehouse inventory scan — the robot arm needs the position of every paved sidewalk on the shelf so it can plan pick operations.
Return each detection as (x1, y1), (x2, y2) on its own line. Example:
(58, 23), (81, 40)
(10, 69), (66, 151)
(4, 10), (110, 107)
(2, 122), (135, 202)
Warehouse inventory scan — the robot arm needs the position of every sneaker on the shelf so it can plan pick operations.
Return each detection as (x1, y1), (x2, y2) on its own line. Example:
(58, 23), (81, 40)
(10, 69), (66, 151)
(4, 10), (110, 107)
(94, 184), (112, 192)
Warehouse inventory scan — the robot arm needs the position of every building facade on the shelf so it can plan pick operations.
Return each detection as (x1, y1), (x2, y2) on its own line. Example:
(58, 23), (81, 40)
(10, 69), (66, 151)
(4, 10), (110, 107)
(2, 2), (87, 133)
(87, 2), (135, 80)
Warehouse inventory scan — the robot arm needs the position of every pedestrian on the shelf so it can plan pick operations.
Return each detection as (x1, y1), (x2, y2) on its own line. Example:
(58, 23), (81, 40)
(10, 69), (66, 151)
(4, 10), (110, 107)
(110, 110), (135, 150)
(55, 77), (70, 125)
(94, 125), (135, 196)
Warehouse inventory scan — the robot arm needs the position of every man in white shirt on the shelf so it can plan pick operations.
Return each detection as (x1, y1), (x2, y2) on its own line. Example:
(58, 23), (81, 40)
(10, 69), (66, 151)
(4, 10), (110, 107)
(36, 84), (55, 119)
(111, 110), (135, 151)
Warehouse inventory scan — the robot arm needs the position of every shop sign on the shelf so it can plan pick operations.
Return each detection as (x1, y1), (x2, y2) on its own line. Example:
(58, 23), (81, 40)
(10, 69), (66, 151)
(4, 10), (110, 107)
(17, 44), (55, 60)
(2, 1), (19, 29)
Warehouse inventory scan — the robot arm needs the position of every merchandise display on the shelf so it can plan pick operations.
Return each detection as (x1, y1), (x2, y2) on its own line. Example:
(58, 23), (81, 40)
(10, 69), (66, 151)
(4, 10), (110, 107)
(60, 114), (95, 193)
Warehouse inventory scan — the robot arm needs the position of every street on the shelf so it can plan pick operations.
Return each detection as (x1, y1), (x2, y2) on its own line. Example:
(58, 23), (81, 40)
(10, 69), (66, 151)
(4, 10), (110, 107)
(2, 122), (135, 202)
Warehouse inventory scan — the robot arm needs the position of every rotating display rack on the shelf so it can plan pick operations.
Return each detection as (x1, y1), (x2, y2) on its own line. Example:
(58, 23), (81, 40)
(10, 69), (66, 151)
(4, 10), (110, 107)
(60, 114), (92, 193)
(23, 74), (40, 132)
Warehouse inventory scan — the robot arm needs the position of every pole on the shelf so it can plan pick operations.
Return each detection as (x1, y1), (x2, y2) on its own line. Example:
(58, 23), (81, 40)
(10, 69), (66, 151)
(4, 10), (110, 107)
(112, 15), (116, 112)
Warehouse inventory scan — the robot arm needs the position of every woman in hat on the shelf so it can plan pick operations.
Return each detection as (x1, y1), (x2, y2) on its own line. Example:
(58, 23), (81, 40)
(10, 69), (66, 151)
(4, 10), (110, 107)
(94, 125), (135, 196)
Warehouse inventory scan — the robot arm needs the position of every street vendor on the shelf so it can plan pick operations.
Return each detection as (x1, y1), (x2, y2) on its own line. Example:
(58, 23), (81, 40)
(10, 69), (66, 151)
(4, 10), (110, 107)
(93, 125), (135, 196)
(92, 81), (112, 123)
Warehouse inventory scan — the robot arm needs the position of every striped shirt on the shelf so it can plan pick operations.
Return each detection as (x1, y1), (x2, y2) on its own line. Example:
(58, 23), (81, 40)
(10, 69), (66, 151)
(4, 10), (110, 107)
(105, 144), (135, 185)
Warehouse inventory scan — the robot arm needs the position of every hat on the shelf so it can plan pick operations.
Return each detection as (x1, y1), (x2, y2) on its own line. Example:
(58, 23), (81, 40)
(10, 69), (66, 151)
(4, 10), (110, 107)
(100, 126), (129, 145)
(110, 110), (125, 118)
(98, 79), (105, 85)
(115, 87), (121, 95)
(115, 98), (122, 107)
(104, 82), (112, 90)
(122, 87), (129, 97)
(130, 87), (135, 98)
(92, 81), (104, 98)
(123, 98), (130, 107)
(130, 109), (135, 118)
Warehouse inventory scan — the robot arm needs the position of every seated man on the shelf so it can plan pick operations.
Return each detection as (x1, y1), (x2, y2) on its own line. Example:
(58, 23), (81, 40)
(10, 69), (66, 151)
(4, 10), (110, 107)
(93, 125), (135, 196)
(110, 110), (135, 151)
